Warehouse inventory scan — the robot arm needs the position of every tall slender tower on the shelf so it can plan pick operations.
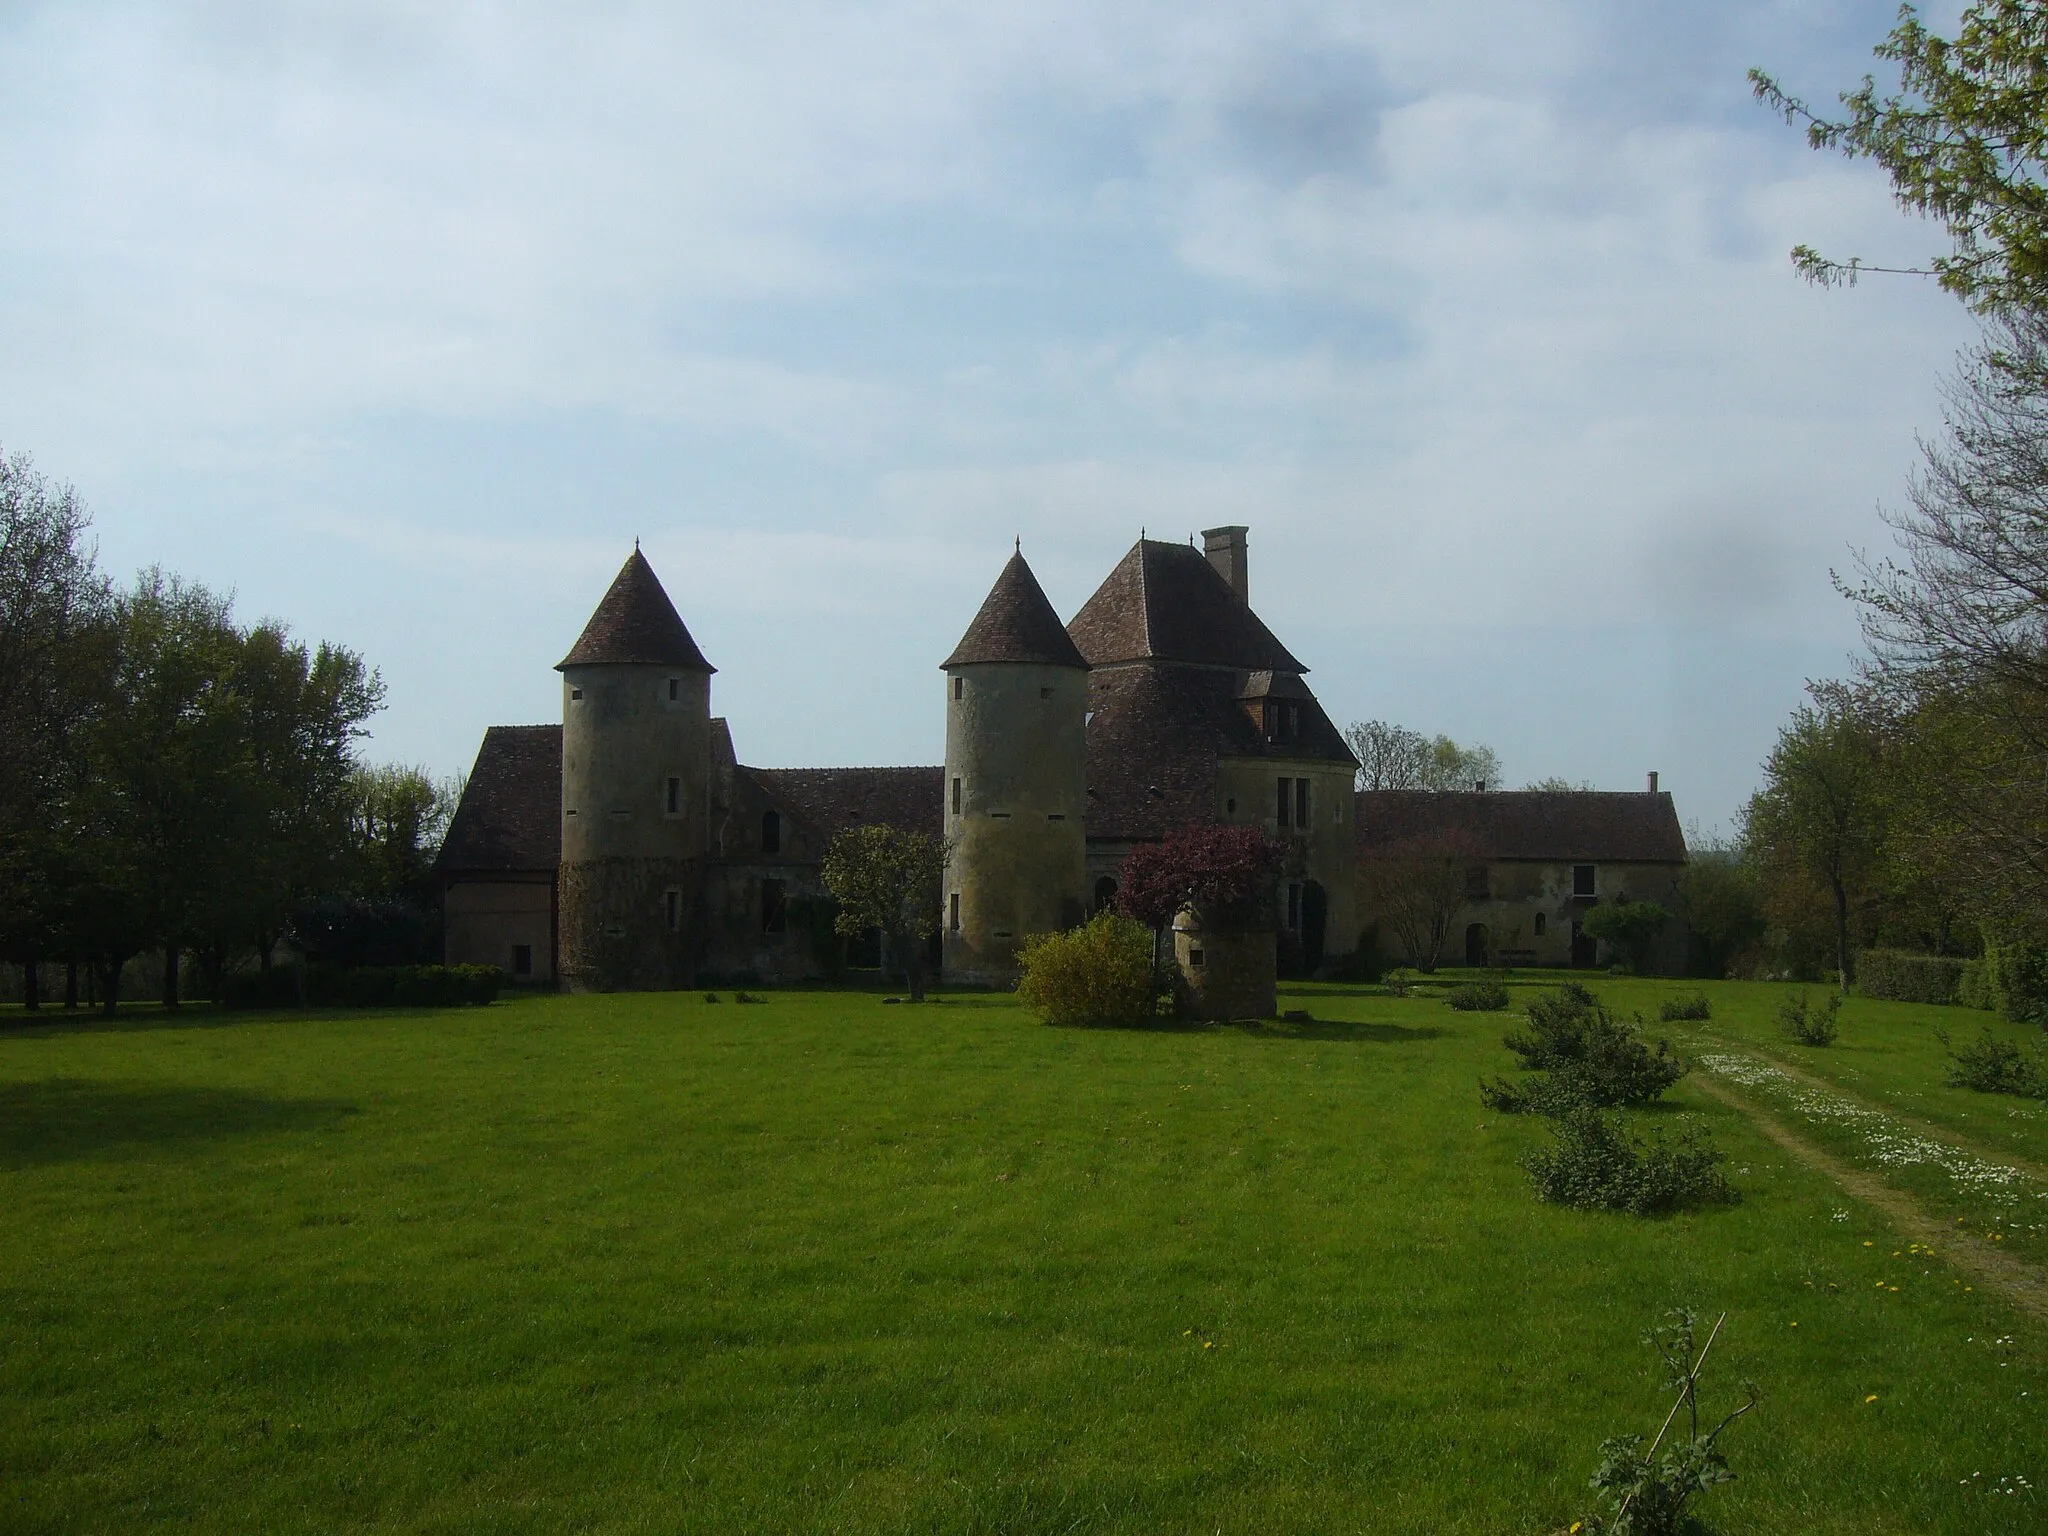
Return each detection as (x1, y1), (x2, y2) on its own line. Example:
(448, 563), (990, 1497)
(942, 548), (1089, 984)
(556, 548), (714, 992)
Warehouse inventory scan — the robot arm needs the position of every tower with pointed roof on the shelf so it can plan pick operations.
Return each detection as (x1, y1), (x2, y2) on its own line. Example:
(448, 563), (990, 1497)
(941, 548), (1090, 984)
(555, 548), (716, 991)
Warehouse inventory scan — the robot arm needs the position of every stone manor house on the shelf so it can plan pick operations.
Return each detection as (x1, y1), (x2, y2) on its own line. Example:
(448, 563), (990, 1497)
(437, 529), (1688, 990)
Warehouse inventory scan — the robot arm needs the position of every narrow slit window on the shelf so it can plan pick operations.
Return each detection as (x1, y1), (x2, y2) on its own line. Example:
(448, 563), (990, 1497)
(663, 888), (681, 932)
(666, 776), (680, 815)
(668, 677), (679, 701)
(951, 777), (962, 815)
(949, 892), (961, 932)
(953, 676), (963, 700)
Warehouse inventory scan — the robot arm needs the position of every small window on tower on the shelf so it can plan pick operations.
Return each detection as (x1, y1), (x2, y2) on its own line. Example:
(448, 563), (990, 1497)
(1040, 685), (1054, 700)
(953, 677), (963, 700)
(570, 687), (583, 701)
(668, 677), (679, 702)
(666, 777), (680, 815)
(761, 809), (781, 853)
(663, 888), (681, 933)
(949, 892), (961, 931)
(951, 777), (962, 815)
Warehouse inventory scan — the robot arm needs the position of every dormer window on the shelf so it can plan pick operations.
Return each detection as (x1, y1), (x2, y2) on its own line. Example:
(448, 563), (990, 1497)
(761, 809), (781, 853)
(1262, 700), (1300, 742)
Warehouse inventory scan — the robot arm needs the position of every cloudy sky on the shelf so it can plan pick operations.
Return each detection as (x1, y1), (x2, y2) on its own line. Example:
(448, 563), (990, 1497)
(0, 1), (1978, 834)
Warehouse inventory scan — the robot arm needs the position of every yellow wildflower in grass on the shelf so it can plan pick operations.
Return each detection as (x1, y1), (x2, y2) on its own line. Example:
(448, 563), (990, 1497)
(1865, 1394), (1879, 1404)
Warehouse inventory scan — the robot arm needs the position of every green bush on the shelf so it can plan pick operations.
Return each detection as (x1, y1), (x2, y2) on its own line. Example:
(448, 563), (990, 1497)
(1939, 1026), (2048, 1098)
(1524, 1106), (1736, 1214)
(1446, 981), (1510, 1012)
(1015, 912), (1154, 1026)
(1481, 984), (1686, 1113)
(1856, 948), (1964, 1005)
(227, 964), (501, 1010)
(1985, 938), (2048, 1025)
(1957, 959), (1997, 1011)
(1580, 900), (1671, 974)
(1658, 992), (1712, 1022)
(1777, 991), (1839, 1046)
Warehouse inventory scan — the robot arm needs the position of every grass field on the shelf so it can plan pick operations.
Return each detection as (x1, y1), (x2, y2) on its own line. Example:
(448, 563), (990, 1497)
(2, 976), (2044, 1533)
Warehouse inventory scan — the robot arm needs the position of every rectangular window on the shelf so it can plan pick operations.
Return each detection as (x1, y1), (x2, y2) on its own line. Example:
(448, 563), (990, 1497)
(951, 777), (962, 815)
(1465, 865), (1490, 899)
(1573, 864), (1596, 897)
(1295, 777), (1310, 828)
(569, 687), (583, 701)
(666, 776), (680, 815)
(1277, 777), (1292, 828)
(512, 943), (532, 977)
(953, 676), (963, 700)
(668, 677), (679, 701)
(663, 888), (681, 932)
(761, 878), (787, 934)
(1534, 913), (1547, 937)
(949, 892), (960, 932)
(1188, 947), (1206, 968)
(1047, 813), (1064, 821)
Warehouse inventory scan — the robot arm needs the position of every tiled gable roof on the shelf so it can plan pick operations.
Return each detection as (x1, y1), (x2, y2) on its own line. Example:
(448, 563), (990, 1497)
(943, 551), (1088, 669)
(1355, 790), (1688, 864)
(437, 725), (562, 873)
(557, 548), (715, 672)
(1068, 539), (1306, 671)
(1085, 663), (1352, 840)
(744, 766), (943, 841)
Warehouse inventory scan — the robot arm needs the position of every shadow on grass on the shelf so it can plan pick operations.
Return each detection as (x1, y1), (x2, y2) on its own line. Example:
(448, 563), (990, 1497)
(1047, 1016), (1446, 1043)
(0, 1078), (357, 1169)
(0, 1004), (270, 1039)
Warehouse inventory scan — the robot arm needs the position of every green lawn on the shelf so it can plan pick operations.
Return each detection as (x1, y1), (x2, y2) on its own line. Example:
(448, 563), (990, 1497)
(1, 980), (2043, 1533)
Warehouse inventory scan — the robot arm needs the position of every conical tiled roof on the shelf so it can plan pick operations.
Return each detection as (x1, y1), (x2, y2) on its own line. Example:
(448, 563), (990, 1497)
(556, 548), (715, 672)
(1067, 539), (1304, 671)
(942, 550), (1087, 669)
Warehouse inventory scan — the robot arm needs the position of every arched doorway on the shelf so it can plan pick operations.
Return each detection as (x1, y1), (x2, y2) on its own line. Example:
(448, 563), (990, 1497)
(1465, 922), (1488, 967)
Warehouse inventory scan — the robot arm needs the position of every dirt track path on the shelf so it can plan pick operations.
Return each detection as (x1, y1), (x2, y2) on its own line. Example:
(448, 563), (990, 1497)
(1690, 1070), (2048, 1324)
(1692, 1027), (2048, 1186)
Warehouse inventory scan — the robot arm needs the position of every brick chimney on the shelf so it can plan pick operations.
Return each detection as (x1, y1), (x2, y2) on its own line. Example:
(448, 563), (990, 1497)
(1202, 525), (1249, 604)
(1647, 771), (1660, 793)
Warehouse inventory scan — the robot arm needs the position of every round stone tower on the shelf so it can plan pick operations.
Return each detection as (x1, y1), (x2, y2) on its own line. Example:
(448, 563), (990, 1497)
(942, 546), (1090, 985)
(556, 547), (715, 992)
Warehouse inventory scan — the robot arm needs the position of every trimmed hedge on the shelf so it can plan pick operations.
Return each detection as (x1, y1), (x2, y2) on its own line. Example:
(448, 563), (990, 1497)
(224, 964), (503, 1010)
(1857, 949), (1965, 1006)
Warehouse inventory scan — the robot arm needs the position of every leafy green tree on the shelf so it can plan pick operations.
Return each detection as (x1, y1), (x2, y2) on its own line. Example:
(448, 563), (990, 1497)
(1753, 1), (2048, 312)
(1746, 688), (1890, 992)
(1582, 900), (1672, 975)
(822, 825), (946, 1001)
(1682, 842), (1768, 978)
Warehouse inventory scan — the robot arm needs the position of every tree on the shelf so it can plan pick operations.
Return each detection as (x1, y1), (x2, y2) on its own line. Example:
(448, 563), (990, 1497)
(1683, 840), (1768, 978)
(1347, 719), (1503, 791)
(1752, 1), (2048, 312)
(1582, 901), (1671, 975)
(1119, 824), (1284, 1005)
(0, 449), (110, 1007)
(1359, 828), (1486, 973)
(821, 825), (946, 1001)
(1746, 687), (1890, 992)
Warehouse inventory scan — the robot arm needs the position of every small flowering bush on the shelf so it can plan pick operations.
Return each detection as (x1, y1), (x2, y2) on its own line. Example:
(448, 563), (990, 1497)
(1938, 1025), (2048, 1099)
(1014, 911), (1155, 1027)
(1658, 992), (1712, 1022)
(1777, 990), (1840, 1046)
(1525, 1107), (1736, 1215)
(1445, 981), (1510, 1012)
(1480, 983), (1686, 1113)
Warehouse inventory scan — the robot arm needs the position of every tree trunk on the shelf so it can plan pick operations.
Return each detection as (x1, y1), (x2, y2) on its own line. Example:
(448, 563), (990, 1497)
(98, 955), (126, 1015)
(1831, 873), (1852, 994)
(162, 945), (180, 1009)
(21, 950), (38, 1011)
(64, 960), (78, 1010)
